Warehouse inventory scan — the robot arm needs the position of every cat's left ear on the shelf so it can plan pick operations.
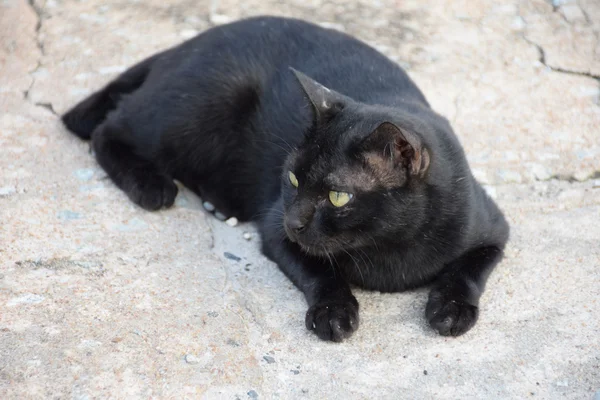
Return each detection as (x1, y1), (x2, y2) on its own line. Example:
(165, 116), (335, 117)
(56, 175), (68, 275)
(290, 67), (346, 125)
(363, 122), (430, 177)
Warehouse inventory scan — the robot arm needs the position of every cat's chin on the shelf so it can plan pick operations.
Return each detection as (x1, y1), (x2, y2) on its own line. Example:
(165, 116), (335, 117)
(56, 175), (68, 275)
(286, 234), (334, 256)
(298, 244), (331, 257)
(293, 237), (353, 257)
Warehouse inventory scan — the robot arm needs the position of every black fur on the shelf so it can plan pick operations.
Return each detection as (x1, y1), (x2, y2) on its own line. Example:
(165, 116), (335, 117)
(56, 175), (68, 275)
(62, 16), (509, 341)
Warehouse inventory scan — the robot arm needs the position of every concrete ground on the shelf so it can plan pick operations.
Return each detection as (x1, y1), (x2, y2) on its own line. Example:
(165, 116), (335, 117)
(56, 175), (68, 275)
(1, 0), (599, 398)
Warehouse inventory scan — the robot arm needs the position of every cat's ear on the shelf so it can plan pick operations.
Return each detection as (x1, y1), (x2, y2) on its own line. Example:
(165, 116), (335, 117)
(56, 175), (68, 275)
(290, 67), (345, 124)
(363, 122), (430, 177)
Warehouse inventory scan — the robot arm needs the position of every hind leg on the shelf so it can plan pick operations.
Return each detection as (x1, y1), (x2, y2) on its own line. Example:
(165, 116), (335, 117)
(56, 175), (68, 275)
(92, 120), (177, 211)
(62, 54), (159, 139)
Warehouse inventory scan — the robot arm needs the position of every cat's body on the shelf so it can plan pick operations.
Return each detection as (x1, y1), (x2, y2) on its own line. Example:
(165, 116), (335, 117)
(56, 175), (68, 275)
(63, 16), (509, 341)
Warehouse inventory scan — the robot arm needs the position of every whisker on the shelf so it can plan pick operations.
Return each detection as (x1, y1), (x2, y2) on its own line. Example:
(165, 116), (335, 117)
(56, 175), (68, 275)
(252, 139), (293, 156)
(356, 247), (376, 271)
(342, 248), (365, 286)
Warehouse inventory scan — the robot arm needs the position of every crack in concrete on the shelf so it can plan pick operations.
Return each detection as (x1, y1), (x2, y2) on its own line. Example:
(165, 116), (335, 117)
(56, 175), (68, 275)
(489, 169), (600, 187)
(519, 2), (600, 105)
(519, 2), (600, 80)
(35, 102), (57, 116)
(28, 0), (45, 56)
(579, 6), (592, 25)
(24, 0), (58, 115)
(533, 41), (600, 80)
(528, 37), (600, 105)
(552, 1), (593, 26)
(23, 60), (41, 100)
(551, 170), (600, 183)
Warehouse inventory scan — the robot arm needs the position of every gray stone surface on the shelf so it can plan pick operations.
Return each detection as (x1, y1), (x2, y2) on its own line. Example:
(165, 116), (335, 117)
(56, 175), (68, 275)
(1, 0), (599, 398)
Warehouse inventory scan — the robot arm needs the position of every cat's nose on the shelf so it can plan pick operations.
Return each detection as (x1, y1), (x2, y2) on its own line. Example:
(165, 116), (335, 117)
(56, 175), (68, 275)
(286, 218), (305, 233)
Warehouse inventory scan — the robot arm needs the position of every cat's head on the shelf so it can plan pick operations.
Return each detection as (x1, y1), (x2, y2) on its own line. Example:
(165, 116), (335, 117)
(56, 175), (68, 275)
(281, 69), (434, 256)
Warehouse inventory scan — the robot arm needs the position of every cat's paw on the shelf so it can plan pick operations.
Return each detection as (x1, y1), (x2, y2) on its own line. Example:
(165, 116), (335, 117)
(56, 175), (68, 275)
(426, 290), (478, 336)
(305, 298), (359, 342)
(124, 174), (178, 211)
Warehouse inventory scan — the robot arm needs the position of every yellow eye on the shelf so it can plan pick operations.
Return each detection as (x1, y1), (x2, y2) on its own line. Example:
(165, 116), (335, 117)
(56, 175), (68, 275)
(288, 171), (299, 188)
(329, 191), (353, 207)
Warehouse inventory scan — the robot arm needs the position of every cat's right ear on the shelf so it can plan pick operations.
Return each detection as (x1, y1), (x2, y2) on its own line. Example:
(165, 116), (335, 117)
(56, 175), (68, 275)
(362, 122), (430, 178)
(290, 67), (346, 125)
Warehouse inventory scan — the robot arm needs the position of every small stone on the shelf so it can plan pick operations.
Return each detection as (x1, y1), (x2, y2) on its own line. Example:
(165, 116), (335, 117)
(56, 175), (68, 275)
(7, 293), (45, 306)
(471, 168), (490, 185)
(202, 201), (215, 212)
(511, 16), (525, 31)
(73, 168), (94, 182)
(210, 14), (232, 25)
(263, 355), (276, 364)
(573, 170), (593, 182)
(214, 211), (227, 221)
(179, 29), (198, 39)
(98, 65), (127, 75)
(423, 370), (428, 375)
(527, 163), (552, 181)
(243, 232), (252, 240)
(247, 390), (258, 399)
(224, 252), (241, 262)
(318, 22), (345, 32)
(291, 369), (300, 375)
(0, 186), (16, 196)
(185, 354), (199, 364)
(207, 311), (219, 317)
(483, 185), (497, 199)
(225, 217), (239, 227)
(574, 85), (600, 98)
(496, 169), (522, 184)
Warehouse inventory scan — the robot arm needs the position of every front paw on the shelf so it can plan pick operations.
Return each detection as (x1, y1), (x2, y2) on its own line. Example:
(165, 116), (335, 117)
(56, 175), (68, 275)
(426, 290), (478, 336)
(305, 297), (359, 342)
(124, 174), (178, 211)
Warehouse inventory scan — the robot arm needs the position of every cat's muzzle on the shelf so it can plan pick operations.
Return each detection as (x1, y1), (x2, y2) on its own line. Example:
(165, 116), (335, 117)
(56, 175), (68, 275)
(284, 216), (306, 244)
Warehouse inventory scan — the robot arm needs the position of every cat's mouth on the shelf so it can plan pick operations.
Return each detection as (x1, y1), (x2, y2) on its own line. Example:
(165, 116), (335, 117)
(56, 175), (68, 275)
(296, 240), (337, 256)
(285, 224), (351, 257)
(285, 225), (326, 255)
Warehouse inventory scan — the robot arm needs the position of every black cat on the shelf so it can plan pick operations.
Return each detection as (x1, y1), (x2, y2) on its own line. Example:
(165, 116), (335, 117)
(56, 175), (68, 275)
(62, 16), (509, 342)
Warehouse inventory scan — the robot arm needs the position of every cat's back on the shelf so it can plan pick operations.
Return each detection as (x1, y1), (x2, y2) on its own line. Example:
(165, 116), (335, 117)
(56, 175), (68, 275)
(145, 16), (427, 106)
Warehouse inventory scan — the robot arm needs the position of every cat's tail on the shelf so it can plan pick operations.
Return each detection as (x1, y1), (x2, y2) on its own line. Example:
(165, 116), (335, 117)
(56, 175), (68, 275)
(62, 54), (158, 140)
